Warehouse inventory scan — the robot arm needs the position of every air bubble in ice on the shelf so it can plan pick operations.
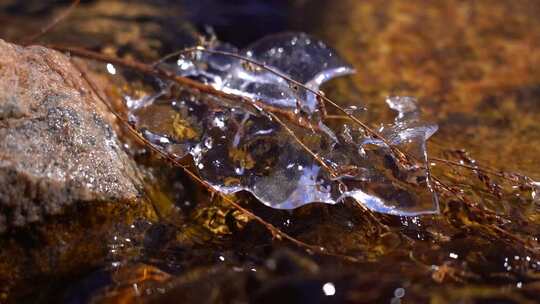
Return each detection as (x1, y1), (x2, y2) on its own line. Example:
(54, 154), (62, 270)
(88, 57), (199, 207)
(344, 105), (366, 115)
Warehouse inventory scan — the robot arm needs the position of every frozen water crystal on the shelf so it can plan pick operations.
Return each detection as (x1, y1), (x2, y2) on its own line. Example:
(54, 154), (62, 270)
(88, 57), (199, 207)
(172, 32), (354, 114)
(229, 32), (355, 113)
(129, 32), (439, 216)
(335, 96), (439, 215)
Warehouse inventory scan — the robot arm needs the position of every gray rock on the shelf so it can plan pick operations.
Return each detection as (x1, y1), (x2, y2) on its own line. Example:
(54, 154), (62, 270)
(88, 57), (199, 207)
(0, 40), (143, 232)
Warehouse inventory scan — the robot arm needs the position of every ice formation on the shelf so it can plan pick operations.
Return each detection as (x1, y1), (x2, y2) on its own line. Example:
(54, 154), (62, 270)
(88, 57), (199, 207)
(127, 32), (439, 216)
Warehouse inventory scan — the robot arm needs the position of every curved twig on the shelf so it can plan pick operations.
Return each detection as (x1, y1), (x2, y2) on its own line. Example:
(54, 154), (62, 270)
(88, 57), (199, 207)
(50, 45), (321, 131)
(69, 57), (365, 262)
(20, 0), (81, 45)
(51, 44), (401, 228)
(155, 47), (410, 161)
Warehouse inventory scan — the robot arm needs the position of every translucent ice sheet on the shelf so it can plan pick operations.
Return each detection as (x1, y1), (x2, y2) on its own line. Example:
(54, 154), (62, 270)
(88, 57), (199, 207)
(128, 33), (439, 216)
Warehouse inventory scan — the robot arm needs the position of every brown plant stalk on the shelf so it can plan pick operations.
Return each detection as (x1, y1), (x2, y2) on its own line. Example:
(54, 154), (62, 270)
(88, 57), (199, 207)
(19, 0), (539, 269)
(19, 0), (81, 45)
(70, 58), (365, 262)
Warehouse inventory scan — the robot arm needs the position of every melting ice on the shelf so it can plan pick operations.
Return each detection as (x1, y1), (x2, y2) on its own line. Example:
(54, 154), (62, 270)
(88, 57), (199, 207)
(127, 32), (439, 216)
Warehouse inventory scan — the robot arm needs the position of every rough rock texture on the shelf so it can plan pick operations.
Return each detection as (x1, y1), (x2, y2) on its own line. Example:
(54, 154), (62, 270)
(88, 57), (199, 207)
(0, 39), (142, 232)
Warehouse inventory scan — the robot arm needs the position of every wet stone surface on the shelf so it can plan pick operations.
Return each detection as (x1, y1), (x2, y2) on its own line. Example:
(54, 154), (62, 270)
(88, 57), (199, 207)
(0, 40), (144, 231)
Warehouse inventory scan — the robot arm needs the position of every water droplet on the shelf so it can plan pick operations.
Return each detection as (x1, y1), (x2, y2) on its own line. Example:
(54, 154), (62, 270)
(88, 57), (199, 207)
(106, 63), (116, 75)
(344, 105), (365, 115)
(177, 57), (195, 71)
(235, 167), (244, 175)
(322, 282), (336, 296)
(212, 116), (226, 129)
(394, 288), (405, 298)
(531, 181), (540, 202)
(204, 137), (213, 149)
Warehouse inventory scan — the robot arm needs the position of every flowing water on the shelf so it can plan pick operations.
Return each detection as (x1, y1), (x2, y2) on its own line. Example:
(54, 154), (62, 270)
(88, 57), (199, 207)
(1, 1), (540, 303)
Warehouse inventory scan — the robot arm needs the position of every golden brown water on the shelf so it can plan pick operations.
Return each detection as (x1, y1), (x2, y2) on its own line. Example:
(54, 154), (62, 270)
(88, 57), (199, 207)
(0, 1), (539, 303)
